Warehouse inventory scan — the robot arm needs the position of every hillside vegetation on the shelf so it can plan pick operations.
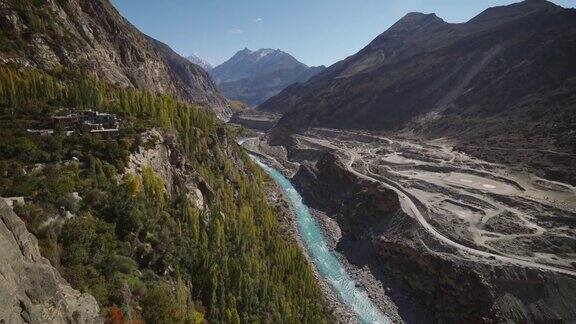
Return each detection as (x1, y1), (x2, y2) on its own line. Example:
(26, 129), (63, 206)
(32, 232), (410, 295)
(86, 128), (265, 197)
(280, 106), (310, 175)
(0, 0), (230, 118)
(0, 64), (328, 323)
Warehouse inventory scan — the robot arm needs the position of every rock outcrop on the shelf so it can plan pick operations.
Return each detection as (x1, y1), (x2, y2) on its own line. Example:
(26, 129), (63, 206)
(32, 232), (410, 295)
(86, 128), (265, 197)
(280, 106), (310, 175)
(376, 212), (576, 323)
(0, 0), (230, 119)
(0, 200), (100, 324)
(126, 129), (209, 210)
(293, 153), (400, 239)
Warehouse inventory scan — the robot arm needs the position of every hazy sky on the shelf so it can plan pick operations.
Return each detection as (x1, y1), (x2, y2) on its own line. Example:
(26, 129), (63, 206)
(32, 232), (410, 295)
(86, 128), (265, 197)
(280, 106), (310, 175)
(111, 0), (574, 67)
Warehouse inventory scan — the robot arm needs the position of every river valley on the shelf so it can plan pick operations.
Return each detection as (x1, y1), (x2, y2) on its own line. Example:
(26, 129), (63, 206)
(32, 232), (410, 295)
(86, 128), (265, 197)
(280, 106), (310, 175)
(240, 128), (576, 323)
(251, 155), (392, 324)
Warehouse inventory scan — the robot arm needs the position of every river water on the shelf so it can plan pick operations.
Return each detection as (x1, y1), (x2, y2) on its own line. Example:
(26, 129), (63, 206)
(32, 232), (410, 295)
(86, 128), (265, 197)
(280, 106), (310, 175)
(250, 155), (391, 324)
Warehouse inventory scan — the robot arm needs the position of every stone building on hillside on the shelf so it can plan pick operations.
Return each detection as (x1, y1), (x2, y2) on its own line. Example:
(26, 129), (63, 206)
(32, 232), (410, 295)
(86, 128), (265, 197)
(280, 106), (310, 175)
(51, 114), (79, 129)
(51, 110), (119, 131)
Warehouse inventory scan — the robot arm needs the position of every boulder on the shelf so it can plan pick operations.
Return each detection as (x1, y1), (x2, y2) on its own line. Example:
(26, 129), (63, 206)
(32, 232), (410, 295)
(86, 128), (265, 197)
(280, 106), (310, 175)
(0, 201), (100, 324)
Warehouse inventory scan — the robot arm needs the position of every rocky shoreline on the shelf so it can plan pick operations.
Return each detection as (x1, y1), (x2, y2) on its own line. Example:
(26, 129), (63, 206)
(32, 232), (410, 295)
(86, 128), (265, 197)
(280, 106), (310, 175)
(245, 136), (410, 323)
(308, 208), (409, 324)
(259, 128), (576, 323)
(261, 177), (358, 324)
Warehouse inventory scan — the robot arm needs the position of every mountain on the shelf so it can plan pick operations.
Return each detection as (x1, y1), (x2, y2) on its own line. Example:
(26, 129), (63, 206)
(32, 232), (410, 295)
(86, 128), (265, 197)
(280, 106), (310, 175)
(0, 63), (330, 322)
(186, 53), (213, 71)
(0, 0), (230, 119)
(210, 48), (325, 107)
(262, 0), (576, 180)
(0, 0), (331, 322)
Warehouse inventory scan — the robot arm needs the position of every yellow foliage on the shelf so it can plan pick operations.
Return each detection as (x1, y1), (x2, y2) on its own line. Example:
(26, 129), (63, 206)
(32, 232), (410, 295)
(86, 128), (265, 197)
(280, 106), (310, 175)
(142, 165), (166, 208)
(123, 174), (141, 197)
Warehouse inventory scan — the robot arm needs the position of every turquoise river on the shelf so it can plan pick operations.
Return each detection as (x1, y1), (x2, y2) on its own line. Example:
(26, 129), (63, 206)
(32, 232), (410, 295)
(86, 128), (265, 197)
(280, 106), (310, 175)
(251, 156), (391, 324)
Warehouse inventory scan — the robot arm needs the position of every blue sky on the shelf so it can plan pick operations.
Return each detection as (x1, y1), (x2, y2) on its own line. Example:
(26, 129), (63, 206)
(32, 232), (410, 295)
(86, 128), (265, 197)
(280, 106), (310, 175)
(111, 0), (574, 67)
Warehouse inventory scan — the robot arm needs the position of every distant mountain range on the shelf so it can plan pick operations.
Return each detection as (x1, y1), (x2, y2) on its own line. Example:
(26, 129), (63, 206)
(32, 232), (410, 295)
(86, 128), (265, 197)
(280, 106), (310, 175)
(186, 54), (214, 71)
(261, 0), (576, 182)
(210, 48), (325, 107)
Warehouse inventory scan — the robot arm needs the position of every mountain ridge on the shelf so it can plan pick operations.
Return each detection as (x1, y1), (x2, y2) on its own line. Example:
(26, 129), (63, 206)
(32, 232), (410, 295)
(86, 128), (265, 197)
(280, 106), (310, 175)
(210, 48), (325, 107)
(260, 0), (576, 182)
(0, 0), (231, 119)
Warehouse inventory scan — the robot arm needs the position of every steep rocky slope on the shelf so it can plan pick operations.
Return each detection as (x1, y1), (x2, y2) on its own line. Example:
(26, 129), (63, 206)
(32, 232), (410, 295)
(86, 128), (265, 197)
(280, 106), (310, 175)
(146, 37), (229, 118)
(0, 62), (330, 321)
(125, 129), (208, 211)
(290, 149), (576, 323)
(0, 200), (100, 323)
(211, 48), (325, 107)
(261, 0), (576, 182)
(0, 0), (230, 119)
(294, 153), (400, 238)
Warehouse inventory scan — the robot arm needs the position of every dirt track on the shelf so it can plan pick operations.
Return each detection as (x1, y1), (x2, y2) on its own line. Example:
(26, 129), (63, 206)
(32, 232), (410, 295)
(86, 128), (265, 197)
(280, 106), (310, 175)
(293, 128), (576, 276)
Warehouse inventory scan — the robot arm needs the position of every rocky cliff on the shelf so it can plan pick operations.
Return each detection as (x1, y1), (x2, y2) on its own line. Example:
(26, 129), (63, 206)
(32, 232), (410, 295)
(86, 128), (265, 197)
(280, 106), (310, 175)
(292, 152), (576, 323)
(126, 129), (211, 211)
(294, 153), (400, 239)
(0, 200), (100, 324)
(375, 212), (576, 323)
(0, 0), (230, 119)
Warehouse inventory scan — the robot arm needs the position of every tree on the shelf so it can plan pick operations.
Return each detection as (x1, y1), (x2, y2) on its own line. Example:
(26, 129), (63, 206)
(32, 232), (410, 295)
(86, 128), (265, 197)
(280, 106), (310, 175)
(141, 283), (175, 324)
